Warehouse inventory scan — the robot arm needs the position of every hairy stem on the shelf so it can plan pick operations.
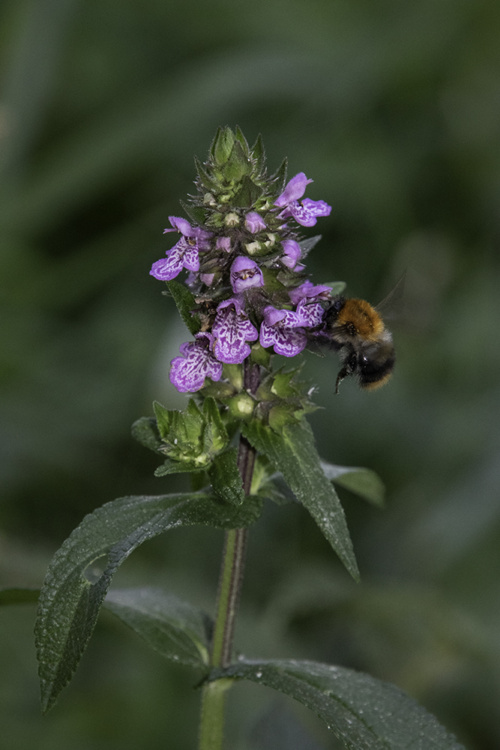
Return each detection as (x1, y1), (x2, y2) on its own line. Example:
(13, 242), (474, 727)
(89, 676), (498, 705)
(198, 362), (259, 750)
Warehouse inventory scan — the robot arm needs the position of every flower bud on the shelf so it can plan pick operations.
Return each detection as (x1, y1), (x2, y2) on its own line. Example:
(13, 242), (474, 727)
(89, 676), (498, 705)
(228, 393), (255, 420)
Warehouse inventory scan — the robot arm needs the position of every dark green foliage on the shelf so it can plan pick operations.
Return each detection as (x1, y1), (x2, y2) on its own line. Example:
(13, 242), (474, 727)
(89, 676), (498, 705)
(212, 660), (465, 750)
(166, 280), (200, 335)
(105, 588), (212, 669)
(209, 448), (246, 506)
(243, 419), (359, 581)
(35, 491), (262, 712)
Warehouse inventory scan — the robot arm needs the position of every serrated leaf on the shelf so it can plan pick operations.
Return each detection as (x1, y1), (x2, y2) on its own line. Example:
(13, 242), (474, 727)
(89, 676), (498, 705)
(242, 419), (358, 581)
(209, 448), (245, 506)
(321, 461), (385, 507)
(154, 458), (206, 476)
(251, 133), (266, 172)
(298, 235), (322, 260)
(234, 126), (250, 155)
(270, 157), (288, 193)
(131, 416), (163, 453)
(104, 587), (212, 668)
(213, 659), (465, 750)
(194, 157), (219, 192)
(35, 491), (262, 712)
(165, 279), (199, 335)
(179, 199), (207, 226)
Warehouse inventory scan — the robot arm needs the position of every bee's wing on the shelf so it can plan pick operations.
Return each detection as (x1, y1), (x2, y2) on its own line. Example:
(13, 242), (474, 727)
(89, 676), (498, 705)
(375, 272), (406, 321)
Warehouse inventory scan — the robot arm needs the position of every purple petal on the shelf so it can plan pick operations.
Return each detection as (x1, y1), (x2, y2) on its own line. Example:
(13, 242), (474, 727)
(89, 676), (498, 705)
(214, 336), (251, 365)
(212, 300), (258, 364)
(230, 256), (264, 293)
(150, 249), (183, 281)
(281, 239), (302, 269)
(289, 281), (332, 305)
(289, 198), (332, 227)
(216, 296), (244, 314)
(182, 244), (200, 272)
(245, 211), (266, 233)
(262, 305), (287, 326)
(166, 216), (194, 237)
(169, 333), (223, 393)
(263, 305), (303, 328)
(216, 236), (232, 253)
(294, 299), (325, 327)
(275, 173), (312, 207)
(193, 226), (213, 250)
(259, 320), (307, 357)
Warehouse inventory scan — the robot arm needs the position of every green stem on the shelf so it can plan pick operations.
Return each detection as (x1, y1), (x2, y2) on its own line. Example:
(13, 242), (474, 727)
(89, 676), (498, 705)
(198, 363), (259, 750)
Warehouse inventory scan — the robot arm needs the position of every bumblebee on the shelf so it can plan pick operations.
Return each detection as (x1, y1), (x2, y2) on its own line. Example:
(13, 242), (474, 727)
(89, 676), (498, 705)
(321, 296), (395, 394)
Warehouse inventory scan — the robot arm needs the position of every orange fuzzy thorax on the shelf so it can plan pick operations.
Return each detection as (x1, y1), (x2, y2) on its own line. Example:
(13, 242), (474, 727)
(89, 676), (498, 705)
(337, 298), (384, 339)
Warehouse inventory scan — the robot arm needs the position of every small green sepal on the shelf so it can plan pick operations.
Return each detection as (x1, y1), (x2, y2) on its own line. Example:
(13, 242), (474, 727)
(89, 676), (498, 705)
(153, 398), (228, 470)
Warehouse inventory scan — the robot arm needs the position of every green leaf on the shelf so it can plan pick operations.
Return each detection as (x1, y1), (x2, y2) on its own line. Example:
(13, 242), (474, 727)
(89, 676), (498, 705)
(213, 659), (465, 750)
(201, 397), (229, 454)
(242, 419), (359, 581)
(35, 491), (262, 713)
(104, 587), (212, 668)
(210, 126), (235, 166)
(154, 458), (206, 477)
(165, 279), (199, 335)
(269, 157), (288, 193)
(234, 125), (250, 155)
(0, 587), (40, 605)
(209, 448), (245, 506)
(131, 416), (163, 454)
(250, 133), (266, 173)
(327, 281), (347, 296)
(179, 199), (207, 226)
(321, 461), (385, 507)
(152, 398), (228, 469)
(232, 175), (263, 207)
(194, 157), (219, 192)
(298, 235), (322, 259)
(225, 141), (251, 181)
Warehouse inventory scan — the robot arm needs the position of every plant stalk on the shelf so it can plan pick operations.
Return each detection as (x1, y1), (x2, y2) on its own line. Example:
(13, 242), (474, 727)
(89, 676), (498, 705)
(198, 362), (259, 750)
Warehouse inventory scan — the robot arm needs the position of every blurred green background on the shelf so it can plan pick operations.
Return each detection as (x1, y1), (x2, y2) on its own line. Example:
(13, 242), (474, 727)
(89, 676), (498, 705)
(1, 0), (500, 748)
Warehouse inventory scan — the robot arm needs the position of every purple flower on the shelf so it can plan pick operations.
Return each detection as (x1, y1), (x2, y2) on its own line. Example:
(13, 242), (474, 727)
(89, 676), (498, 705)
(169, 333), (223, 393)
(259, 305), (308, 357)
(150, 217), (212, 281)
(245, 211), (266, 233)
(216, 236), (232, 253)
(230, 256), (264, 294)
(281, 239), (302, 269)
(289, 280), (332, 305)
(294, 298), (325, 327)
(275, 173), (331, 227)
(212, 298), (259, 364)
(200, 272), (215, 286)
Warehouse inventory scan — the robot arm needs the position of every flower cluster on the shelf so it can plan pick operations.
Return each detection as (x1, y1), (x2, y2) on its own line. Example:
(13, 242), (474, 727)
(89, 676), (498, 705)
(149, 128), (334, 396)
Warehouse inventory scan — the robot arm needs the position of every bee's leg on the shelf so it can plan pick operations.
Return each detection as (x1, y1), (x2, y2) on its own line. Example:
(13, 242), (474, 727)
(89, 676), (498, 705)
(335, 349), (358, 394)
(335, 367), (348, 394)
